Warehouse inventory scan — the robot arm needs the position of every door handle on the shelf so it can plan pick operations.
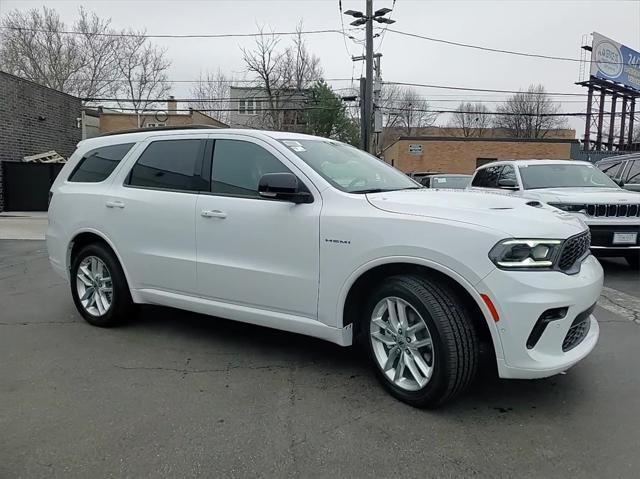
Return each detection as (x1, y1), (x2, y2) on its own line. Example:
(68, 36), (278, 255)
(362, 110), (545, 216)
(105, 200), (125, 209)
(201, 209), (227, 219)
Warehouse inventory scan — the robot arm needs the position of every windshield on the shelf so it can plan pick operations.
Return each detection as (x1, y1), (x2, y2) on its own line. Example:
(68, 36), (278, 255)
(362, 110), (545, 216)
(518, 163), (619, 190)
(430, 176), (470, 189)
(278, 139), (420, 193)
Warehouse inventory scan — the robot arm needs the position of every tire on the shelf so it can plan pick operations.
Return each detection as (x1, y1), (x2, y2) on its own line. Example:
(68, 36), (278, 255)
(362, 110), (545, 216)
(70, 242), (133, 327)
(363, 274), (479, 408)
(626, 252), (640, 270)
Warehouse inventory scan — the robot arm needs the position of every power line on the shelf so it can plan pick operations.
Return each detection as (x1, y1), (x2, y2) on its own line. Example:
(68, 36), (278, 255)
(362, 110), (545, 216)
(383, 81), (589, 97)
(0, 25), (356, 39)
(380, 106), (612, 117)
(376, 0), (397, 51)
(49, 77), (354, 84)
(384, 28), (627, 65)
(100, 106), (345, 113)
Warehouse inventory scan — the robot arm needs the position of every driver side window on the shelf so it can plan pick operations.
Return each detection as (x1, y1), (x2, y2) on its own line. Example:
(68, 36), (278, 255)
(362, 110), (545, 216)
(211, 139), (291, 198)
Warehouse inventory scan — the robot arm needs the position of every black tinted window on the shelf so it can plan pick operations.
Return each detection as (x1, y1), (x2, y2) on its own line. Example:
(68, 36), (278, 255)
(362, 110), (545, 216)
(598, 160), (624, 179)
(68, 143), (134, 182)
(211, 140), (290, 197)
(472, 165), (503, 188)
(626, 160), (640, 185)
(128, 139), (204, 191)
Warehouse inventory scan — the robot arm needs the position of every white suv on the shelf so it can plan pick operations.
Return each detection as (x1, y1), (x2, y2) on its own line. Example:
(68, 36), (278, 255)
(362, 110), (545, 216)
(468, 160), (640, 270)
(47, 128), (603, 407)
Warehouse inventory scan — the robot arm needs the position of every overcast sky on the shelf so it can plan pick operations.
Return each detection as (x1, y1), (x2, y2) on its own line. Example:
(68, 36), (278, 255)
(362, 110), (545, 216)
(1, 0), (639, 135)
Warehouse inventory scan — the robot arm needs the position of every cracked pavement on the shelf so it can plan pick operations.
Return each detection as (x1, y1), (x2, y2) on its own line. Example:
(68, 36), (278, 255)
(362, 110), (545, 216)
(1, 240), (640, 478)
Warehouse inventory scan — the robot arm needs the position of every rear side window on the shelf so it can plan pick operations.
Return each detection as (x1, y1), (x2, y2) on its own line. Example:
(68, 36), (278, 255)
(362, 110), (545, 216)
(68, 143), (134, 183)
(626, 160), (640, 185)
(211, 139), (291, 198)
(597, 160), (624, 179)
(128, 139), (205, 192)
(471, 165), (503, 188)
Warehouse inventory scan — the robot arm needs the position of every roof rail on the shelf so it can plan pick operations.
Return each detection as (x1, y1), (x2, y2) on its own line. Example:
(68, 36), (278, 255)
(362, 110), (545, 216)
(99, 124), (222, 137)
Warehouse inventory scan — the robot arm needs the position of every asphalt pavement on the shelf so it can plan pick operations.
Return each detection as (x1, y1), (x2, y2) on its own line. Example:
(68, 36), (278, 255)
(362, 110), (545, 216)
(1, 239), (639, 478)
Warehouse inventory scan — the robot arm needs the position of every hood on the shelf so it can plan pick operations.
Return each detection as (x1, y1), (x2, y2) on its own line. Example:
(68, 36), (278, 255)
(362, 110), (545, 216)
(522, 187), (640, 204)
(367, 189), (586, 238)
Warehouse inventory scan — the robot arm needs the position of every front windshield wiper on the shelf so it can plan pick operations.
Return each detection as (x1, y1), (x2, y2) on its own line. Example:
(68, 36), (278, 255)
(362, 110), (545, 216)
(350, 187), (422, 194)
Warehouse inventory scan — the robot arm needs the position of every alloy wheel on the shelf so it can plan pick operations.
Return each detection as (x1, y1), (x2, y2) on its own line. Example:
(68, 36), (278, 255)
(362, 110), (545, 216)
(370, 296), (435, 391)
(76, 256), (113, 316)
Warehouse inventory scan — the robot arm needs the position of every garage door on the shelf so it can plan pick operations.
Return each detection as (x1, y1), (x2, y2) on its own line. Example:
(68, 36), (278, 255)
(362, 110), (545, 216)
(2, 162), (64, 211)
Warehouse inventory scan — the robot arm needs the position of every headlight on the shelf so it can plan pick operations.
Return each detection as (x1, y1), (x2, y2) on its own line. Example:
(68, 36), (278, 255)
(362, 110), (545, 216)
(547, 203), (587, 213)
(489, 239), (563, 270)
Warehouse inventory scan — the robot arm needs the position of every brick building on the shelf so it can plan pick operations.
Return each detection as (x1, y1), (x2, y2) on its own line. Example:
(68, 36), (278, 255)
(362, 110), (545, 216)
(95, 97), (227, 135)
(0, 71), (82, 211)
(383, 137), (579, 174)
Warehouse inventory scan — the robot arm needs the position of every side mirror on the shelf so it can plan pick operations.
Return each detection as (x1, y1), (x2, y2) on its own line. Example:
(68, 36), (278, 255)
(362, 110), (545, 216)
(258, 172), (313, 204)
(498, 178), (518, 190)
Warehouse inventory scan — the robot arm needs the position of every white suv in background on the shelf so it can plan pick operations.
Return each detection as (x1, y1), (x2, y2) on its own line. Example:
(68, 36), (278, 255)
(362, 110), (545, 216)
(47, 128), (602, 407)
(468, 160), (640, 270)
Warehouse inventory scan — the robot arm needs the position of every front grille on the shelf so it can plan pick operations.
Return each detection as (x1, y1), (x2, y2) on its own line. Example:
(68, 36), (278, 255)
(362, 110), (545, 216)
(562, 305), (595, 352)
(586, 203), (640, 218)
(558, 231), (591, 271)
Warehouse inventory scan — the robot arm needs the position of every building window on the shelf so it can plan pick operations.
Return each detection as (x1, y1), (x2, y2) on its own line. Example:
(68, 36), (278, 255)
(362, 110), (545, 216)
(476, 158), (497, 168)
(239, 99), (259, 115)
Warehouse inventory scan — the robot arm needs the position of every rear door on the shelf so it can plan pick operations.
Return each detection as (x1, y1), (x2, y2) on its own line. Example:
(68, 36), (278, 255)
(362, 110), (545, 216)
(103, 134), (208, 294)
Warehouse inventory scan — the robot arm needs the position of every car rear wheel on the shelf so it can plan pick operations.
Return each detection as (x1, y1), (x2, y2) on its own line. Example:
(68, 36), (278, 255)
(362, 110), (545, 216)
(70, 242), (133, 327)
(364, 274), (479, 408)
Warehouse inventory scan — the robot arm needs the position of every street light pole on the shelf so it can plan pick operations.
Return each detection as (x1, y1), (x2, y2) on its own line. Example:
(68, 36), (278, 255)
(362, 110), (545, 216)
(344, 3), (395, 154)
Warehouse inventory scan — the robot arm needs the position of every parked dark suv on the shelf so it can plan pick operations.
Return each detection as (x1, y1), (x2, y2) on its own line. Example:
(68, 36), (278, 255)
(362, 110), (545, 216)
(597, 153), (640, 193)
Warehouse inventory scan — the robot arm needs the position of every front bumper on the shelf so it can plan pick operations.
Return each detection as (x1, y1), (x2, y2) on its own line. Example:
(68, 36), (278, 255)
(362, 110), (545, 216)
(479, 254), (603, 379)
(581, 216), (640, 252)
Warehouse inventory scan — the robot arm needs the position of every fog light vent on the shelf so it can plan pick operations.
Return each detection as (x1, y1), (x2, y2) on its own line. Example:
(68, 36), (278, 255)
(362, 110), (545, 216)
(526, 307), (568, 349)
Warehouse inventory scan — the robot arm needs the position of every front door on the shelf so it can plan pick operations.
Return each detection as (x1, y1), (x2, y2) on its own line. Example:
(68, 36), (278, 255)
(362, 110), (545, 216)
(196, 136), (321, 319)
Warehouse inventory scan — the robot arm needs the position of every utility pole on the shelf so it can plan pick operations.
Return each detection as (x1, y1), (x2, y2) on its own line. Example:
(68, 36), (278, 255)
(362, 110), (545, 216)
(364, 0), (374, 154)
(344, 3), (395, 154)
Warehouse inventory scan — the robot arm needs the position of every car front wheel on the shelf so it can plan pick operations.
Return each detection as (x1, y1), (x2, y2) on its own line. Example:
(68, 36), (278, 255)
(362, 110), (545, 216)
(364, 274), (479, 408)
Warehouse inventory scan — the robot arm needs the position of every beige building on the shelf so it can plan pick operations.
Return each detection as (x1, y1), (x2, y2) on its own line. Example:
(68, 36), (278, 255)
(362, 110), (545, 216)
(89, 97), (228, 136)
(383, 137), (579, 174)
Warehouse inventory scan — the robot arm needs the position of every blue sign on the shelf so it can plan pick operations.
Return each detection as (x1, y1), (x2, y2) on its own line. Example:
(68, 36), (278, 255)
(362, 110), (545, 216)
(591, 32), (640, 91)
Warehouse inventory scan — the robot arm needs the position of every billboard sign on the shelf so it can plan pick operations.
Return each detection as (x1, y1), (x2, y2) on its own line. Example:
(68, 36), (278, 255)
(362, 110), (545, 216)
(590, 32), (640, 91)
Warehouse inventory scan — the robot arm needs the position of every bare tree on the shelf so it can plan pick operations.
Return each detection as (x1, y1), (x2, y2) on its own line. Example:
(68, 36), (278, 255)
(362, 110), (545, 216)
(115, 31), (171, 117)
(493, 84), (568, 138)
(241, 23), (323, 130)
(241, 27), (287, 129)
(0, 7), (83, 93)
(280, 22), (322, 91)
(0, 6), (172, 109)
(189, 69), (232, 123)
(73, 7), (121, 98)
(448, 102), (491, 137)
(388, 87), (438, 135)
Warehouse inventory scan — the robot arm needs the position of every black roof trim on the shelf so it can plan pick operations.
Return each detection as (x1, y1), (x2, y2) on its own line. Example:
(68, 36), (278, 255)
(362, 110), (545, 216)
(397, 136), (579, 144)
(99, 124), (221, 137)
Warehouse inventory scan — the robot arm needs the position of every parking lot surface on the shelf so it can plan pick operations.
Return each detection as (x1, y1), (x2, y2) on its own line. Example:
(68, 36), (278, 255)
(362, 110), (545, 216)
(1, 239), (639, 478)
